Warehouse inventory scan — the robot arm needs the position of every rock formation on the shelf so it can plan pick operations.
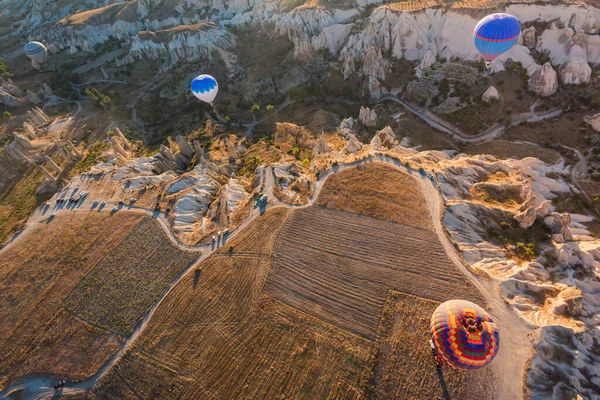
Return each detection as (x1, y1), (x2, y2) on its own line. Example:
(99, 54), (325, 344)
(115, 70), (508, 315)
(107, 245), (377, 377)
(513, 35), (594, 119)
(175, 135), (194, 159)
(560, 57), (591, 84)
(416, 41), (437, 76)
(359, 106), (377, 127)
(369, 134), (382, 149)
(160, 144), (175, 162)
(368, 77), (385, 100)
(25, 90), (41, 105)
(341, 57), (355, 79)
(338, 117), (356, 138)
(362, 46), (388, 81)
(1, 92), (21, 107)
(42, 155), (61, 173)
(482, 86), (499, 103)
(14, 134), (33, 149)
(528, 62), (558, 97)
(2, 80), (23, 97)
(584, 113), (600, 132)
(115, 128), (130, 149)
(521, 26), (536, 48)
(345, 134), (362, 154)
(544, 212), (574, 242)
(314, 134), (331, 155)
(110, 136), (129, 159)
(120, 24), (235, 68)
(514, 206), (536, 228)
(375, 126), (396, 148)
(41, 83), (52, 97)
(23, 122), (37, 140)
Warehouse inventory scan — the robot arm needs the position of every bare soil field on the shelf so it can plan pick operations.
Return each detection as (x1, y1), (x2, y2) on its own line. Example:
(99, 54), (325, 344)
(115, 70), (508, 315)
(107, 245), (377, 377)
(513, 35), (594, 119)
(315, 164), (434, 230)
(266, 206), (484, 340)
(63, 217), (199, 335)
(463, 140), (561, 165)
(0, 212), (143, 391)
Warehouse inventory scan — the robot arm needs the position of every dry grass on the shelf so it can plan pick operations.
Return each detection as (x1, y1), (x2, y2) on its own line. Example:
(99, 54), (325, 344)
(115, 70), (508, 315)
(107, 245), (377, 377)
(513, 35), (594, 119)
(315, 164), (433, 231)
(63, 218), (199, 335)
(0, 212), (143, 391)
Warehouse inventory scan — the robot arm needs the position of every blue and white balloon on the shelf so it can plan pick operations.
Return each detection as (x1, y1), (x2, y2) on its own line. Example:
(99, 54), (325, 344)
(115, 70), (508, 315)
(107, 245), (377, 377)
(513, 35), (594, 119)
(473, 13), (521, 65)
(191, 74), (218, 104)
(24, 41), (48, 64)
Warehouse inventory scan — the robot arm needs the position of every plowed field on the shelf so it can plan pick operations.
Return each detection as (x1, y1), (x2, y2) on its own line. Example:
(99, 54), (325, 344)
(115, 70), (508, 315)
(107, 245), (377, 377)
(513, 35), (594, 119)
(266, 206), (484, 339)
(63, 218), (199, 335)
(0, 212), (143, 391)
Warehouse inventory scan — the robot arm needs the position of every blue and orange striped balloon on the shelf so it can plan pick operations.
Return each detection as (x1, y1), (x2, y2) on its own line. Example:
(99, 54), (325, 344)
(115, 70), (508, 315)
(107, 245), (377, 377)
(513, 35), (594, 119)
(430, 300), (499, 369)
(473, 13), (521, 64)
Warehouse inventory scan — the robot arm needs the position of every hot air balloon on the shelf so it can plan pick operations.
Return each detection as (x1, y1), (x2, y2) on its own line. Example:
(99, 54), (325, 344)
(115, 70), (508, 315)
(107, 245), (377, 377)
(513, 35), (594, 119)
(24, 41), (48, 64)
(430, 300), (499, 369)
(190, 74), (218, 104)
(473, 13), (521, 67)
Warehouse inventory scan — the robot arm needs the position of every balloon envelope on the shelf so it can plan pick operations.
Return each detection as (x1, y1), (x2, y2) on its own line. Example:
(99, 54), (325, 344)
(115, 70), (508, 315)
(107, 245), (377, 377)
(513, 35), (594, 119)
(24, 41), (47, 64)
(473, 13), (521, 62)
(191, 74), (218, 103)
(430, 300), (499, 369)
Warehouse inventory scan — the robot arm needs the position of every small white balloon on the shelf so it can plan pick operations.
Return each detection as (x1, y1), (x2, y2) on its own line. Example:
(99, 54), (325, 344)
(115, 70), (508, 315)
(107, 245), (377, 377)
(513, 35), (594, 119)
(24, 41), (48, 64)
(190, 74), (218, 104)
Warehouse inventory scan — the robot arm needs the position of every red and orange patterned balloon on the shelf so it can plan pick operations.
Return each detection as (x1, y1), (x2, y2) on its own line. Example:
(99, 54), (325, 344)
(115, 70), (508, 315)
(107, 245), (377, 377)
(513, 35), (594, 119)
(430, 300), (499, 369)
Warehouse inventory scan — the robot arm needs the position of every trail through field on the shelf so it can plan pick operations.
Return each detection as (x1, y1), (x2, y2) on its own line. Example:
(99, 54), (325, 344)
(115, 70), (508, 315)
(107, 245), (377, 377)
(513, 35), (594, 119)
(1, 155), (534, 400)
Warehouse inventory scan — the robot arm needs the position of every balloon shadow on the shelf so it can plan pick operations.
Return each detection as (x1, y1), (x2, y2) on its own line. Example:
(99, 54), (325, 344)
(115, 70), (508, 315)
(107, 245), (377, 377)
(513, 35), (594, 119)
(436, 366), (451, 400)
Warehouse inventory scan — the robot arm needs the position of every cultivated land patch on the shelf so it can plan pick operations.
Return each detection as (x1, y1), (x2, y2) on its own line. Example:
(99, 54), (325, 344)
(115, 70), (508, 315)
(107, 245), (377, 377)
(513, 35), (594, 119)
(266, 206), (484, 340)
(315, 164), (433, 231)
(91, 166), (494, 399)
(63, 217), (199, 335)
(0, 212), (143, 391)
(370, 291), (493, 399)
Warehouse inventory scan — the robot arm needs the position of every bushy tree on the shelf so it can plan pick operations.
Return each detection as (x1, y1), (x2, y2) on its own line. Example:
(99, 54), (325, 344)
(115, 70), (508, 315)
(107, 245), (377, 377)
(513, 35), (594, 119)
(0, 59), (12, 79)
(1, 111), (11, 121)
(250, 104), (261, 115)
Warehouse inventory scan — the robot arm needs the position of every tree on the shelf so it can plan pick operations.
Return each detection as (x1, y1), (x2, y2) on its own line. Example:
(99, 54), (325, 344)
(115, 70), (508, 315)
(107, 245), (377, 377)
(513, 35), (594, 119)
(1, 111), (11, 121)
(266, 104), (275, 113)
(0, 59), (12, 79)
(250, 104), (261, 116)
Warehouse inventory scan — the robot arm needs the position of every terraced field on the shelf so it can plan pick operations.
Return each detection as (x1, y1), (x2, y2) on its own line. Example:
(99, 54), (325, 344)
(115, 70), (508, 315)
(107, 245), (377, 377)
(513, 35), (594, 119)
(63, 218), (200, 335)
(0, 212), (143, 391)
(266, 206), (484, 339)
